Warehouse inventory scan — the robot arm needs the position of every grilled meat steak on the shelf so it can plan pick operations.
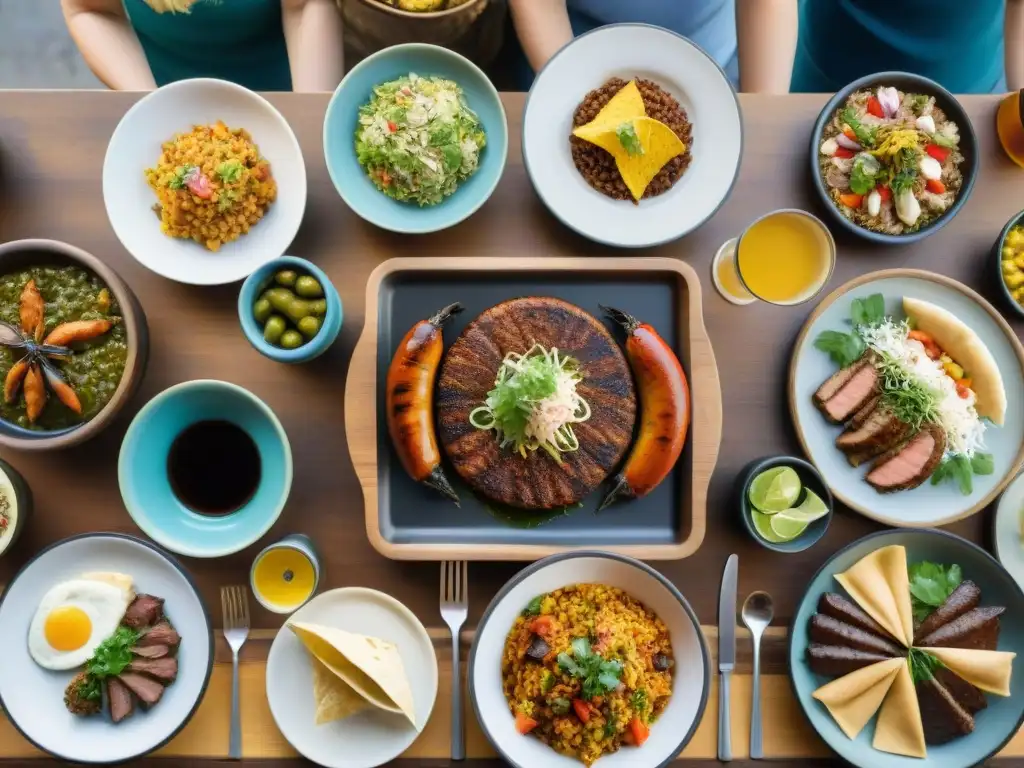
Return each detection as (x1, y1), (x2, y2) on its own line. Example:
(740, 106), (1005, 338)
(107, 677), (135, 723)
(917, 677), (975, 743)
(123, 594), (165, 629)
(917, 606), (1004, 650)
(809, 614), (903, 656)
(837, 406), (911, 467)
(436, 297), (637, 509)
(128, 656), (178, 683)
(137, 622), (180, 648)
(914, 580), (982, 642)
(131, 643), (171, 659)
(814, 359), (869, 407)
(817, 592), (898, 642)
(807, 644), (893, 676)
(117, 672), (165, 706)
(816, 361), (879, 424)
(866, 425), (946, 492)
(847, 395), (881, 429)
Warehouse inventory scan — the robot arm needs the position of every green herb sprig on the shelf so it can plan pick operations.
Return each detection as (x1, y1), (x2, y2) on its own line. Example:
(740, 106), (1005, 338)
(930, 452), (994, 495)
(557, 637), (623, 700)
(908, 561), (962, 623)
(875, 354), (940, 431)
(615, 122), (644, 157)
(813, 293), (886, 367)
(908, 647), (944, 684)
(842, 108), (877, 147)
(522, 594), (545, 617)
(86, 626), (141, 679)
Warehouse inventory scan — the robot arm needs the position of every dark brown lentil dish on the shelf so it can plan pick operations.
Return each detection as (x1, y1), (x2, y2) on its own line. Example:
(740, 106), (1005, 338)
(570, 77), (693, 204)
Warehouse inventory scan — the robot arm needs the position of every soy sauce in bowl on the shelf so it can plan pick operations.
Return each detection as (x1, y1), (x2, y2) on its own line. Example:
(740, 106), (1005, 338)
(167, 420), (261, 515)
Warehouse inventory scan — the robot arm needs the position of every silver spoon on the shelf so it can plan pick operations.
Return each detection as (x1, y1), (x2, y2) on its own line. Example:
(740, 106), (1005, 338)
(741, 591), (775, 760)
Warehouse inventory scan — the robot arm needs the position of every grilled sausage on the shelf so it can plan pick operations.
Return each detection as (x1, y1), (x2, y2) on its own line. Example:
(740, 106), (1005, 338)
(386, 303), (462, 505)
(598, 306), (690, 509)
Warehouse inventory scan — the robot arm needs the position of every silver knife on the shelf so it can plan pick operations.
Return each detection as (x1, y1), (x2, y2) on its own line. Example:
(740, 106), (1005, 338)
(718, 554), (739, 762)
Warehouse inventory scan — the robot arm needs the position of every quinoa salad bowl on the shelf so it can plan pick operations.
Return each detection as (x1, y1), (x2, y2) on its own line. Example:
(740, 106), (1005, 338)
(810, 72), (978, 245)
(470, 552), (710, 768)
(522, 24), (742, 249)
(103, 78), (307, 286)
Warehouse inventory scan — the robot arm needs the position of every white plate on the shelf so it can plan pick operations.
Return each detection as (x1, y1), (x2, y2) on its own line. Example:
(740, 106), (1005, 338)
(469, 552), (710, 768)
(522, 23), (742, 248)
(103, 78), (307, 285)
(995, 471), (1024, 591)
(266, 587), (438, 768)
(0, 533), (213, 763)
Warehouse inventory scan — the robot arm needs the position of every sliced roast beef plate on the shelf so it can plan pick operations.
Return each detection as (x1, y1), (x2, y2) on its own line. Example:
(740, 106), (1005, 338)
(814, 358), (869, 408)
(917, 677), (975, 744)
(866, 425), (946, 492)
(107, 677), (135, 724)
(847, 395), (881, 430)
(123, 594), (165, 629)
(809, 614), (903, 657)
(137, 622), (180, 648)
(131, 643), (170, 659)
(117, 672), (165, 706)
(817, 592), (898, 642)
(819, 364), (879, 424)
(128, 656), (178, 683)
(914, 580), (982, 642)
(807, 644), (893, 676)
(917, 606), (1005, 650)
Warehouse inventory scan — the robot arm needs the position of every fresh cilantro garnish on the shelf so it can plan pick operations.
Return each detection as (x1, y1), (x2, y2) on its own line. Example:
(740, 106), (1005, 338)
(930, 453), (994, 496)
(630, 689), (648, 714)
(522, 594), (545, 617)
(615, 122), (644, 157)
(557, 637), (623, 700)
(849, 155), (882, 195)
(842, 108), (876, 147)
(908, 562), (963, 623)
(908, 647), (944, 683)
(216, 160), (243, 184)
(85, 626), (141, 679)
(76, 674), (102, 701)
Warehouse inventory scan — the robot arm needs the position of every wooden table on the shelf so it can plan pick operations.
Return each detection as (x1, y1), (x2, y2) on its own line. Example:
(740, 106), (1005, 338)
(0, 91), (1021, 767)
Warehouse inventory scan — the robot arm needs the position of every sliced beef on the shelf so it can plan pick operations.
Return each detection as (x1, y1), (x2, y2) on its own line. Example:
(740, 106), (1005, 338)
(809, 614), (903, 657)
(916, 677), (974, 744)
(865, 425), (946, 493)
(914, 580), (981, 642)
(117, 672), (165, 706)
(131, 644), (170, 659)
(137, 622), (180, 648)
(819, 364), (879, 424)
(128, 656), (178, 683)
(807, 644), (893, 676)
(837, 408), (912, 467)
(935, 667), (987, 715)
(107, 677), (135, 724)
(917, 606), (1004, 650)
(847, 395), (881, 429)
(814, 358), (869, 408)
(123, 594), (165, 629)
(817, 592), (897, 642)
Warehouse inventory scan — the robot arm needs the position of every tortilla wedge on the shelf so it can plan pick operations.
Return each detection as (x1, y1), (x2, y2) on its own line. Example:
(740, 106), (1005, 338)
(903, 297), (1007, 425)
(290, 621), (418, 729)
(310, 655), (371, 725)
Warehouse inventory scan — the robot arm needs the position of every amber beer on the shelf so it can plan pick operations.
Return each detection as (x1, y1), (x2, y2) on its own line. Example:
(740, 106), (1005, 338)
(997, 90), (1024, 168)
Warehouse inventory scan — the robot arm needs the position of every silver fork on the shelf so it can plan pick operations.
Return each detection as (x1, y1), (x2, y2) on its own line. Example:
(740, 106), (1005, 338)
(441, 561), (468, 761)
(221, 585), (251, 760)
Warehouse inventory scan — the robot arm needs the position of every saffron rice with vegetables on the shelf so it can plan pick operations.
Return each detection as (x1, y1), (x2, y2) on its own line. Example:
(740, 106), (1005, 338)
(145, 121), (276, 252)
(502, 584), (674, 765)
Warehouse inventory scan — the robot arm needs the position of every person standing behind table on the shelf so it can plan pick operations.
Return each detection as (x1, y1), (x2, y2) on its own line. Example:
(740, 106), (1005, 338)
(790, 0), (1023, 93)
(506, 0), (799, 93)
(60, 0), (344, 92)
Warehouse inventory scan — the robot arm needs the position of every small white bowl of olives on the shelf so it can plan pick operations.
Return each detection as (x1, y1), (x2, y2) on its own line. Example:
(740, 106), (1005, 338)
(238, 256), (342, 363)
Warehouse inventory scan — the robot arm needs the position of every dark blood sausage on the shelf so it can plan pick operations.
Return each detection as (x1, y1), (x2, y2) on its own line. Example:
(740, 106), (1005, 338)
(808, 614), (903, 657)
(437, 298), (636, 509)
(131, 644), (171, 659)
(818, 363), (879, 424)
(917, 606), (1005, 650)
(117, 672), (165, 706)
(914, 580), (982, 641)
(137, 622), (180, 648)
(128, 656), (178, 683)
(866, 425), (946, 492)
(935, 667), (987, 715)
(814, 358), (869, 409)
(817, 593), (898, 642)
(807, 644), (893, 677)
(123, 594), (165, 629)
(107, 677), (135, 723)
(917, 677), (975, 744)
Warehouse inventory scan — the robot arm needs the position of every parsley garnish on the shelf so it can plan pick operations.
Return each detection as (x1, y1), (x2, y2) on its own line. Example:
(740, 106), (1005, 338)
(908, 648), (944, 684)
(908, 562), (962, 623)
(522, 595), (545, 617)
(557, 637), (623, 700)
(930, 452), (994, 496)
(890, 169), (917, 197)
(615, 122), (644, 157)
(76, 674), (102, 701)
(217, 160), (243, 184)
(813, 293), (885, 367)
(86, 626), (141, 679)
(630, 689), (648, 714)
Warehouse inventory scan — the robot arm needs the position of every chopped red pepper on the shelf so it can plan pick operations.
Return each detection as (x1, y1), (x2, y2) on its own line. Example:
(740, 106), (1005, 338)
(630, 716), (650, 747)
(866, 95), (885, 118)
(515, 712), (539, 734)
(926, 178), (946, 194)
(186, 173), (212, 199)
(572, 699), (592, 722)
(834, 146), (856, 159)
(956, 379), (972, 399)
(925, 144), (951, 162)
(387, 120), (398, 133)
(528, 615), (557, 637)
(839, 192), (863, 209)
(876, 184), (892, 202)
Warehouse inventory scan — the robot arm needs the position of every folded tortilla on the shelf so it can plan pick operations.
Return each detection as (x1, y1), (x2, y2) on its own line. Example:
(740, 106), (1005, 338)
(290, 622), (418, 729)
(812, 657), (904, 740)
(572, 79), (646, 134)
(873, 661), (926, 759)
(918, 647), (1016, 696)
(573, 116), (685, 201)
(835, 545), (913, 648)
(903, 296), (1007, 425)
(310, 656), (370, 725)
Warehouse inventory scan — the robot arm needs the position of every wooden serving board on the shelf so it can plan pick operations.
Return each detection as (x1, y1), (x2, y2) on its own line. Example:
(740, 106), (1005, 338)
(344, 256), (722, 560)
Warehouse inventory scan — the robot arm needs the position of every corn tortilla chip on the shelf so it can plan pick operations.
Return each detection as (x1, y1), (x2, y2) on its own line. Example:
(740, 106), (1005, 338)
(572, 80), (646, 134)
(573, 116), (685, 201)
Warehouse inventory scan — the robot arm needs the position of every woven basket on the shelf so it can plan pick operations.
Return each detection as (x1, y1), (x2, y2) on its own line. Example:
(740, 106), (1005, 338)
(340, 0), (506, 69)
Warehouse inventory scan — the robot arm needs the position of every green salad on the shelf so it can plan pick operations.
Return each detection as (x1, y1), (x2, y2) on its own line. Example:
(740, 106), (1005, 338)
(354, 73), (487, 206)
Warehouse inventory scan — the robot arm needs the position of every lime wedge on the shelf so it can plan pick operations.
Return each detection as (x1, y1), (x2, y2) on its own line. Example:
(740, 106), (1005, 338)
(770, 513), (810, 542)
(752, 510), (791, 543)
(783, 489), (829, 523)
(748, 467), (801, 513)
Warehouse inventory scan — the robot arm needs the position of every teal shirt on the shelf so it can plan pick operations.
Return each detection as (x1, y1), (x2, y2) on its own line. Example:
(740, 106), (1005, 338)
(791, 0), (1006, 94)
(124, 0), (292, 91)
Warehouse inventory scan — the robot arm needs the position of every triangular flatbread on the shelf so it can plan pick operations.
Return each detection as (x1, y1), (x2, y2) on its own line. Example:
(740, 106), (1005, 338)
(812, 657), (904, 739)
(573, 116), (685, 201)
(873, 661), (926, 758)
(571, 80), (646, 135)
(311, 656), (370, 725)
(290, 622), (418, 729)
(835, 545), (913, 647)
(918, 647), (1016, 696)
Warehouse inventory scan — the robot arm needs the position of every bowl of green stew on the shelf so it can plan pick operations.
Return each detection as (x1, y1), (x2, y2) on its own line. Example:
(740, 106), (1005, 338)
(0, 239), (149, 450)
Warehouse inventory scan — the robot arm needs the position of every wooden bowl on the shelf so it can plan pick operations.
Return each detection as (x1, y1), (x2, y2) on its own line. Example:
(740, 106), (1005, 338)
(0, 239), (149, 451)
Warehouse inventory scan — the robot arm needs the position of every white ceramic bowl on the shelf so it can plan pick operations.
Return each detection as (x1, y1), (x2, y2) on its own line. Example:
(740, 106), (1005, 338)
(103, 78), (307, 285)
(469, 552), (710, 768)
(0, 533), (213, 763)
(523, 24), (742, 248)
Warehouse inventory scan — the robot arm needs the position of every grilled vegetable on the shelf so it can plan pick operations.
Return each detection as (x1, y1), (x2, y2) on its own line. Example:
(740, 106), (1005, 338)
(599, 306), (690, 509)
(386, 303), (463, 505)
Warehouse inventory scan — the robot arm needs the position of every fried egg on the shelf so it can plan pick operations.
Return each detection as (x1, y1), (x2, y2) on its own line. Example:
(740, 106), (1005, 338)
(28, 576), (134, 671)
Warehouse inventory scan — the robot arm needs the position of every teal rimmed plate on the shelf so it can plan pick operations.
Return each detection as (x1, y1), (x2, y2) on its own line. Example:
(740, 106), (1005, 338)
(789, 529), (1024, 768)
(789, 269), (1024, 527)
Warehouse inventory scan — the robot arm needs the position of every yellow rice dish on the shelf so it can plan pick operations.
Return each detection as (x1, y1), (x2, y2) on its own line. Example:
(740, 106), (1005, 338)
(145, 121), (276, 252)
(502, 584), (674, 765)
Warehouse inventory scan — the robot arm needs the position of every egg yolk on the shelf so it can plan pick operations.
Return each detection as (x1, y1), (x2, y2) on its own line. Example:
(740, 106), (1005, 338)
(44, 605), (92, 651)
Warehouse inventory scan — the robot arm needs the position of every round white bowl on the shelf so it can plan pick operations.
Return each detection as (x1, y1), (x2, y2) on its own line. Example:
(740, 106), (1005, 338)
(103, 78), (307, 285)
(469, 551), (710, 768)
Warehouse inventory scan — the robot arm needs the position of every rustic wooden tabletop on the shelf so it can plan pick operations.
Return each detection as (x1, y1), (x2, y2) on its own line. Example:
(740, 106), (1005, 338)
(0, 91), (1021, 766)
